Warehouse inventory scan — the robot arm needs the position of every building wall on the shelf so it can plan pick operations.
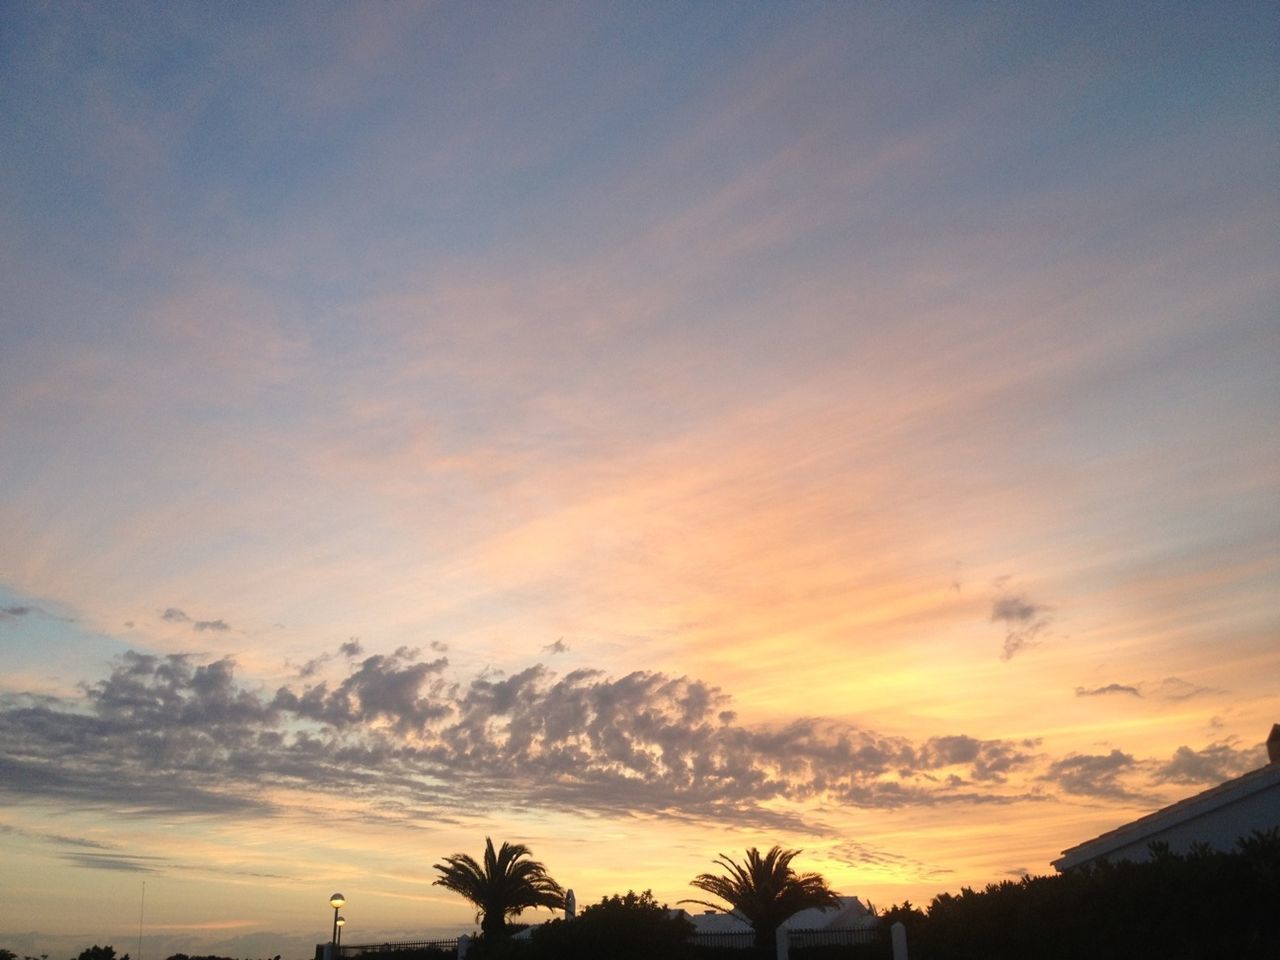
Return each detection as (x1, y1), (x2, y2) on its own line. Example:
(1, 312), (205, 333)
(1054, 763), (1280, 871)
(1093, 783), (1280, 864)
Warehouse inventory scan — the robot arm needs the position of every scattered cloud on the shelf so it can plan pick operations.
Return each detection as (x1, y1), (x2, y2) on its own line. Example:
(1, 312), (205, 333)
(340, 639), (364, 657)
(1039, 749), (1143, 801)
(1075, 683), (1141, 698)
(915, 734), (1040, 783)
(1153, 740), (1261, 785)
(990, 589), (1053, 660)
(272, 649), (451, 733)
(543, 638), (569, 655)
(161, 608), (231, 632)
(1, 602), (67, 623)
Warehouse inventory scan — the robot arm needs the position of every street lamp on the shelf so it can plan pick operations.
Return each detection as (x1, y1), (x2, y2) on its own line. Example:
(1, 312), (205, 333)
(336, 917), (346, 950)
(329, 894), (346, 946)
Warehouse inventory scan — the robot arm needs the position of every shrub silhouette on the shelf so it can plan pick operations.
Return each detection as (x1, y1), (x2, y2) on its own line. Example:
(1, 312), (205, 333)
(882, 829), (1280, 959)
(74, 947), (128, 960)
(525, 890), (695, 960)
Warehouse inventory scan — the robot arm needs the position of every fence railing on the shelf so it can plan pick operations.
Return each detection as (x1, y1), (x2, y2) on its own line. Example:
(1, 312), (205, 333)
(789, 927), (881, 948)
(338, 940), (459, 959)
(690, 930), (759, 950)
(321, 920), (903, 960)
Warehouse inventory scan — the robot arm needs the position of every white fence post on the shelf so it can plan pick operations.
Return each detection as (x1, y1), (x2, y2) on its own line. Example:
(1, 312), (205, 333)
(891, 921), (908, 960)
(456, 934), (470, 959)
(775, 926), (789, 960)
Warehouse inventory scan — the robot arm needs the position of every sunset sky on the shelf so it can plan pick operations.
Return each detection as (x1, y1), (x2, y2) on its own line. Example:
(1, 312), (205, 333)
(2, 2), (1277, 957)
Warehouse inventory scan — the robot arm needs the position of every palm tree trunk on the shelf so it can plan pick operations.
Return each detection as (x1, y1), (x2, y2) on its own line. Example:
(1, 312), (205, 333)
(481, 912), (505, 939)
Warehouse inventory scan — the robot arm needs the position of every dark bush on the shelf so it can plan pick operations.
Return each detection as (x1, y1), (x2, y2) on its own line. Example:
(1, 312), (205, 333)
(525, 890), (694, 960)
(884, 829), (1280, 960)
(75, 947), (128, 960)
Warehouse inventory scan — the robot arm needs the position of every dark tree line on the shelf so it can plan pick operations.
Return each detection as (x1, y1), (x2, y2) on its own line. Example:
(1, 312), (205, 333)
(881, 830), (1280, 960)
(488, 890), (695, 960)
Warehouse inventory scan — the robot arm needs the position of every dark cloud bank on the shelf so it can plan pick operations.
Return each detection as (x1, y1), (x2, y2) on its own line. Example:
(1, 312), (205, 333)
(0, 649), (1261, 832)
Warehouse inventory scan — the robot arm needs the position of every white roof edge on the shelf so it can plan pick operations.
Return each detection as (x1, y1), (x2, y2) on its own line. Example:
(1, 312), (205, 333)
(1053, 762), (1280, 870)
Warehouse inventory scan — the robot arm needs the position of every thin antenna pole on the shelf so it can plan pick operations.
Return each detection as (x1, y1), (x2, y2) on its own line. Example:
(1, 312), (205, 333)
(138, 880), (146, 960)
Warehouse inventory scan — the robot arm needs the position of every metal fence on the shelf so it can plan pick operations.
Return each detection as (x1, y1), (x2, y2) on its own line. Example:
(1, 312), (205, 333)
(338, 941), (459, 959)
(789, 927), (881, 948)
(324, 924), (889, 958)
(690, 929), (759, 950)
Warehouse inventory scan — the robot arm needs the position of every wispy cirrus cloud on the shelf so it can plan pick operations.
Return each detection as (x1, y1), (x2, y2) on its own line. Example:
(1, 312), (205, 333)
(1151, 677), (1219, 702)
(1075, 683), (1141, 698)
(827, 840), (955, 883)
(1073, 677), (1219, 701)
(990, 589), (1054, 661)
(0, 822), (113, 850)
(62, 852), (167, 873)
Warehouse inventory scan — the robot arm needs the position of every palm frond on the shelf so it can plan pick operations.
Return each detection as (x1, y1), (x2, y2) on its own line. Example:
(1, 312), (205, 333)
(683, 845), (839, 948)
(432, 836), (565, 936)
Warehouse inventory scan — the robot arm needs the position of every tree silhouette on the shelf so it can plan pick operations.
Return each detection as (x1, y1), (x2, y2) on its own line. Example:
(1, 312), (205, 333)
(74, 948), (129, 960)
(684, 846), (840, 949)
(879, 830), (1280, 959)
(527, 890), (695, 960)
(432, 837), (565, 939)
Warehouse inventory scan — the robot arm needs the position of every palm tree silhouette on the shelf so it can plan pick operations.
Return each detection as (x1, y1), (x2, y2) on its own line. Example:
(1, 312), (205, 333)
(432, 837), (565, 939)
(684, 845), (840, 949)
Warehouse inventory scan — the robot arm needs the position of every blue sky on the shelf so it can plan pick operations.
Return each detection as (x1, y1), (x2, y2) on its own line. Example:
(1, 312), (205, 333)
(2, 2), (1277, 955)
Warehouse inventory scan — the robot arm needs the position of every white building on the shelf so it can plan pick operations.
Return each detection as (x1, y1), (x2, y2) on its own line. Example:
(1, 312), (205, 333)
(1053, 723), (1280, 872)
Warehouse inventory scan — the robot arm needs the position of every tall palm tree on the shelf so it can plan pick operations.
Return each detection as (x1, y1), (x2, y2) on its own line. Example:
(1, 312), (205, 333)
(684, 846), (840, 949)
(432, 837), (566, 939)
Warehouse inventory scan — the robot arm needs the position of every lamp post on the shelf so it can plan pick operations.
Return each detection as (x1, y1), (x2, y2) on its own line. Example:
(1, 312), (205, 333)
(329, 894), (346, 946)
(336, 917), (346, 950)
